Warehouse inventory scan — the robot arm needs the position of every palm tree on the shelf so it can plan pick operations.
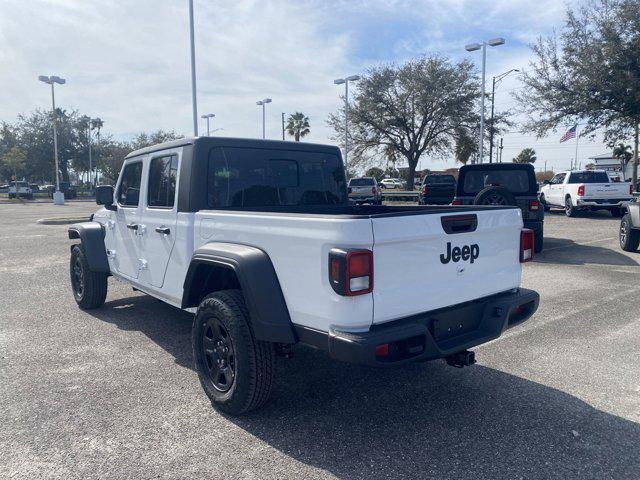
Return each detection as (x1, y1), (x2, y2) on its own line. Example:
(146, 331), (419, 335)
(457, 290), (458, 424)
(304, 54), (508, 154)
(285, 112), (310, 141)
(513, 148), (537, 164)
(613, 143), (633, 178)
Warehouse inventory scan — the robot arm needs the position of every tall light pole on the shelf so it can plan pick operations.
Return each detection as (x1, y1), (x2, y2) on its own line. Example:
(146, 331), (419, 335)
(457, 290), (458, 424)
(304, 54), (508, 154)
(201, 113), (215, 136)
(188, 0), (198, 136)
(38, 75), (66, 205)
(83, 116), (102, 191)
(256, 98), (272, 139)
(334, 75), (360, 166)
(465, 38), (505, 164)
(282, 112), (286, 140)
(489, 68), (518, 163)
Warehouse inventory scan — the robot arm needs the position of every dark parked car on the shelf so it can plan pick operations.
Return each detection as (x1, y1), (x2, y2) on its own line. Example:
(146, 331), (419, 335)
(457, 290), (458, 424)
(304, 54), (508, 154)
(452, 163), (544, 253)
(419, 174), (456, 205)
(49, 181), (77, 199)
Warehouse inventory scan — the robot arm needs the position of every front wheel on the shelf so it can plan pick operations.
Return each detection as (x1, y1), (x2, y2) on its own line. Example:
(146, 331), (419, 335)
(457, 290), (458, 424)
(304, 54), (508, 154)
(70, 245), (108, 309)
(565, 197), (577, 217)
(620, 213), (640, 252)
(193, 290), (275, 415)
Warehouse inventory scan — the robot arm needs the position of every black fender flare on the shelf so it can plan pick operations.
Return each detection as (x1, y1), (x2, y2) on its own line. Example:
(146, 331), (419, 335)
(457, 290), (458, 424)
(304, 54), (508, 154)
(626, 202), (640, 227)
(182, 242), (296, 344)
(68, 222), (110, 273)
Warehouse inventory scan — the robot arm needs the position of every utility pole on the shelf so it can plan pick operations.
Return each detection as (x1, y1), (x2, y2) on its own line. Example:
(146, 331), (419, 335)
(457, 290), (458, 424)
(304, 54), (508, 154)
(282, 112), (285, 140)
(38, 75), (66, 205)
(334, 75), (360, 167)
(488, 69), (519, 163)
(498, 137), (504, 163)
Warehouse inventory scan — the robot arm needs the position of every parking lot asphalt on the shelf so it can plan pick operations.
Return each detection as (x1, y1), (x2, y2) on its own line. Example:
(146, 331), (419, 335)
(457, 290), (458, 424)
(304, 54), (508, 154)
(1, 202), (639, 479)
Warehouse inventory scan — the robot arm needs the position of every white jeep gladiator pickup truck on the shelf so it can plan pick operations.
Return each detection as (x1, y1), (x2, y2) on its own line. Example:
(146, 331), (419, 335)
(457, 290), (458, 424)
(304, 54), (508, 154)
(68, 137), (539, 414)
(540, 169), (633, 217)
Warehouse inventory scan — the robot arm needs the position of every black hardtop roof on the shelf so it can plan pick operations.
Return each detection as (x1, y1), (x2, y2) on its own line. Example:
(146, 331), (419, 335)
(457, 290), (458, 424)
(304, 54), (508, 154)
(459, 162), (535, 172)
(125, 136), (341, 159)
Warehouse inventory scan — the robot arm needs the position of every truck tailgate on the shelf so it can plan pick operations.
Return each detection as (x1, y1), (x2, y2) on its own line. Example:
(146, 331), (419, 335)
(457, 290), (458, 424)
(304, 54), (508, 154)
(371, 208), (523, 325)
(583, 183), (630, 199)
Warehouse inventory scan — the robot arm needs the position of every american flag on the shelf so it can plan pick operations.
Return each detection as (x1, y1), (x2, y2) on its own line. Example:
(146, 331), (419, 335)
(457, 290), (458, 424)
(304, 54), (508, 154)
(560, 125), (577, 143)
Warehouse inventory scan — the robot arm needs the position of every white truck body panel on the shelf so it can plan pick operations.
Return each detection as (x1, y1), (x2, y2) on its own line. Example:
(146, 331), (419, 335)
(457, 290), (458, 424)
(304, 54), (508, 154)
(371, 209), (522, 324)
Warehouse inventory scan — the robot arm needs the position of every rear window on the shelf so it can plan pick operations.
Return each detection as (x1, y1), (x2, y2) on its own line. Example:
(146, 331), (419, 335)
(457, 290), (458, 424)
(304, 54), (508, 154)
(568, 171), (610, 184)
(460, 168), (534, 195)
(424, 175), (455, 185)
(207, 147), (347, 208)
(349, 178), (375, 186)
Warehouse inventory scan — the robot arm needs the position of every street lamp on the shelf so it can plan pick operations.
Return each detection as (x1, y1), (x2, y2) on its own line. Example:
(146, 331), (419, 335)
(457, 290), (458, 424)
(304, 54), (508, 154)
(201, 113), (215, 136)
(83, 116), (102, 191)
(334, 74), (360, 166)
(465, 37), (505, 164)
(188, 0), (198, 136)
(488, 69), (519, 163)
(38, 75), (66, 205)
(256, 98), (272, 139)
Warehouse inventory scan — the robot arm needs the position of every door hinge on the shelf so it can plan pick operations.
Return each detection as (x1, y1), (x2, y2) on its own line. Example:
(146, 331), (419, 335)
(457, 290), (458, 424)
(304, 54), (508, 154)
(106, 249), (116, 258)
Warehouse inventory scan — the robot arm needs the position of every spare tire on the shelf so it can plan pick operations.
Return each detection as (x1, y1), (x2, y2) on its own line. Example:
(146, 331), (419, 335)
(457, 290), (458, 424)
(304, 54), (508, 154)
(473, 186), (517, 206)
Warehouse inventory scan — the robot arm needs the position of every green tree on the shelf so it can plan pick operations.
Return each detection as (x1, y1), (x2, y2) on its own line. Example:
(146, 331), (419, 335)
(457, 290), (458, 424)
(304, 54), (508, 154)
(286, 112), (310, 141)
(513, 148), (537, 164)
(365, 167), (385, 181)
(515, 0), (640, 188)
(328, 55), (479, 190)
(1, 146), (27, 195)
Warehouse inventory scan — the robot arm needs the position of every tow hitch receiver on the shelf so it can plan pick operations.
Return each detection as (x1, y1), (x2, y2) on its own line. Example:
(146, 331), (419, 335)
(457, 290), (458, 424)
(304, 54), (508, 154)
(445, 350), (476, 368)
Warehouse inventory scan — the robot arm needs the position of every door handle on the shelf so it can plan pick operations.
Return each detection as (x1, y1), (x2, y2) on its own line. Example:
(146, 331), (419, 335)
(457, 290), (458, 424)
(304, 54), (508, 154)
(155, 226), (170, 235)
(126, 223), (139, 230)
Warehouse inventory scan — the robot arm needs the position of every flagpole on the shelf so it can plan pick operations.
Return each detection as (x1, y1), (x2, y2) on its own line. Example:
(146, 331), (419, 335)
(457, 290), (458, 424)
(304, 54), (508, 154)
(574, 126), (579, 171)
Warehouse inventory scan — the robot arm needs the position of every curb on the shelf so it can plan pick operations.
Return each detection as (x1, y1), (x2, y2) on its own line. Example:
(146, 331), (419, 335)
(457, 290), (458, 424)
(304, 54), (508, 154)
(37, 217), (90, 225)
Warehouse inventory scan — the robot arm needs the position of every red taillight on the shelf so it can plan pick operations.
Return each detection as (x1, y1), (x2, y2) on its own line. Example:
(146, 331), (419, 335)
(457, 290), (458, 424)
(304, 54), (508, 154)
(451, 199), (462, 205)
(374, 343), (390, 357)
(577, 184), (585, 196)
(529, 200), (540, 211)
(421, 185), (428, 195)
(520, 229), (534, 263)
(372, 186), (377, 195)
(328, 249), (373, 296)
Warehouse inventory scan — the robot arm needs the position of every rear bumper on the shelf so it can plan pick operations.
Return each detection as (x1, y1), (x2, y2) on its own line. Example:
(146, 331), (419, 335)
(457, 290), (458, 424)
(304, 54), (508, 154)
(523, 220), (543, 232)
(295, 288), (539, 366)
(419, 195), (454, 205)
(576, 198), (630, 208)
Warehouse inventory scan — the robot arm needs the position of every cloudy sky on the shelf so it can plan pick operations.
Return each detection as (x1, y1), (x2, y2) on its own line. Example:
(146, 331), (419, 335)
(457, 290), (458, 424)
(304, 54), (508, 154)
(1, 0), (607, 172)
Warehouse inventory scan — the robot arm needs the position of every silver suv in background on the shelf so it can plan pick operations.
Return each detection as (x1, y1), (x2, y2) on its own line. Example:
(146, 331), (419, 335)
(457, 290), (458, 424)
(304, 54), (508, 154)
(348, 177), (382, 205)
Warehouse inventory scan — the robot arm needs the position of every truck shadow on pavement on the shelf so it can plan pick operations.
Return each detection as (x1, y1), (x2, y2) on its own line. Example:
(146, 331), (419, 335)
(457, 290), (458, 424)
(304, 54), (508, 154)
(536, 237), (638, 266)
(89, 293), (640, 480)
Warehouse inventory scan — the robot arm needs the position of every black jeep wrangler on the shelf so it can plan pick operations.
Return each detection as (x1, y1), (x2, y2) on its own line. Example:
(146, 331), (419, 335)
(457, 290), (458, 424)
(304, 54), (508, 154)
(452, 163), (544, 253)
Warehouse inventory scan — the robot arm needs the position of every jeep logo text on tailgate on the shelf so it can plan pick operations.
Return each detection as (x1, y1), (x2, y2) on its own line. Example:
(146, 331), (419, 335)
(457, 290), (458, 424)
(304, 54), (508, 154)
(440, 242), (480, 264)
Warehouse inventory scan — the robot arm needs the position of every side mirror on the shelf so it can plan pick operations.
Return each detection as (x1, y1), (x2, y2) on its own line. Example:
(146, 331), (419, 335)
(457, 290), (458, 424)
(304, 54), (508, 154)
(96, 185), (116, 211)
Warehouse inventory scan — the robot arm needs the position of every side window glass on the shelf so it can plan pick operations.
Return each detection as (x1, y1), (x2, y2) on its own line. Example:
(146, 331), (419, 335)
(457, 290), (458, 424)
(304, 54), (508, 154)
(117, 162), (143, 206)
(148, 155), (178, 208)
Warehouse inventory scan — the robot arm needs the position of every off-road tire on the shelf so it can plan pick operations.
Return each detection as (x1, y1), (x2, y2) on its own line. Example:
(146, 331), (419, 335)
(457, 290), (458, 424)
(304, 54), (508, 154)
(565, 196), (577, 217)
(619, 213), (640, 252)
(70, 244), (108, 309)
(473, 186), (517, 206)
(193, 290), (275, 415)
(534, 227), (544, 253)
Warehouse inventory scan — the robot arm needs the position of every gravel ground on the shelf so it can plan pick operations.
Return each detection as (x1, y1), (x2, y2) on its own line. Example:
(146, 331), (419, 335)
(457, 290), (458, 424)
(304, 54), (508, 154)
(1, 202), (639, 479)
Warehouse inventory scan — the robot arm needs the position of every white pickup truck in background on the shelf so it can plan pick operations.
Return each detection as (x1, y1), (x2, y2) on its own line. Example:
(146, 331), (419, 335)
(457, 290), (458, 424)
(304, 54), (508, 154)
(539, 169), (633, 217)
(68, 137), (539, 414)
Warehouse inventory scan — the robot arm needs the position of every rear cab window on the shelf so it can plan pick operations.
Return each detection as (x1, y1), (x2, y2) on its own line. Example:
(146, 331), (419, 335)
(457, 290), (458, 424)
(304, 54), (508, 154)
(207, 147), (347, 208)
(457, 166), (536, 196)
(424, 175), (456, 185)
(567, 171), (610, 184)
